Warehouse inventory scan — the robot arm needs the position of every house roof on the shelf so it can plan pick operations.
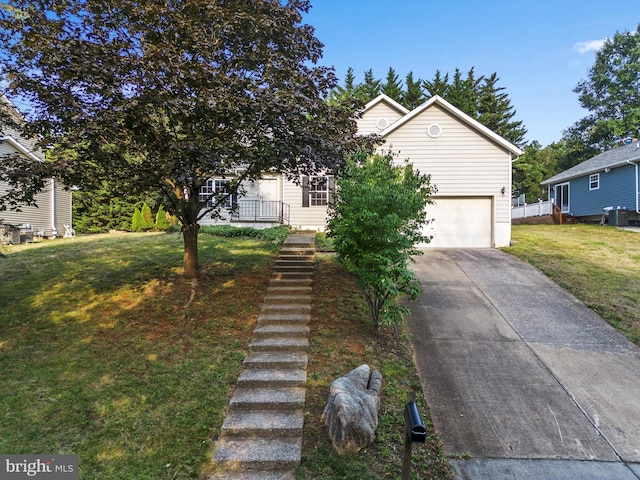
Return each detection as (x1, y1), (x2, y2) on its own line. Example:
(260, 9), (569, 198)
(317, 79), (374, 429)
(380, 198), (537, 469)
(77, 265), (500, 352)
(541, 141), (640, 185)
(362, 93), (410, 116)
(379, 95), (524, 157)
(0, 135), (43, 162)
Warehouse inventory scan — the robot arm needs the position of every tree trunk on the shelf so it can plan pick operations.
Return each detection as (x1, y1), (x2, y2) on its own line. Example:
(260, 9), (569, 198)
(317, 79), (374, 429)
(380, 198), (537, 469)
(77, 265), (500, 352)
(182, 222), (200, 279)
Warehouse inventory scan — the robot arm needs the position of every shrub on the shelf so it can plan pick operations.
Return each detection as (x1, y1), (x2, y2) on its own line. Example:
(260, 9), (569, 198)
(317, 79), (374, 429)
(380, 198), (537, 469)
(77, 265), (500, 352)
(327, 153), (436, 329)
(131, 208), (145, 232)
(154, 205), (170, 231)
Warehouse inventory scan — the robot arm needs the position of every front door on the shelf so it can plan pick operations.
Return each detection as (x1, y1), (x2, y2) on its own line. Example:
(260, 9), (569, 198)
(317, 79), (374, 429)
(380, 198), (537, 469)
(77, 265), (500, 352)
(259, 178), (278, 218)
(554, 183), (570, 213)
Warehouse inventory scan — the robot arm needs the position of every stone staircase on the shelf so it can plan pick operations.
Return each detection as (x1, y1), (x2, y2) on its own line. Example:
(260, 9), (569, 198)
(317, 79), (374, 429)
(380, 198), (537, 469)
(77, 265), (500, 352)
(209, 233), (315, 480)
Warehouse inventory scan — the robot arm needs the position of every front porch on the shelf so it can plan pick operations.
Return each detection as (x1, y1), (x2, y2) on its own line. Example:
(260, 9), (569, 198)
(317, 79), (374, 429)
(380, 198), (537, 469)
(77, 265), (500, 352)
(200, 200), (290, 229)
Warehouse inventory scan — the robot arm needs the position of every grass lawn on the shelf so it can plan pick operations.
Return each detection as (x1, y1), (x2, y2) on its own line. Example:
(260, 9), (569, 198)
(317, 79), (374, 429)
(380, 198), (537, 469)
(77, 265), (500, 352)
(0, 232), (452, 479)
(504, 224), (640, 346)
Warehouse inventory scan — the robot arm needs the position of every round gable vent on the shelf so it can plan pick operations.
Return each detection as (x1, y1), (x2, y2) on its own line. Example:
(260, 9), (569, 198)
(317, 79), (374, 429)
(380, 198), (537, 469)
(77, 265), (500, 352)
(376, 117), (389, 130)
(427, 123), (442, 138)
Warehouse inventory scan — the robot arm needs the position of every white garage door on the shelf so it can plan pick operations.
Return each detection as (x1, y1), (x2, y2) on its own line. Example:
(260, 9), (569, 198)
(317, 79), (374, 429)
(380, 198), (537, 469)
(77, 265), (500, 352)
(420, 197), (493, 248)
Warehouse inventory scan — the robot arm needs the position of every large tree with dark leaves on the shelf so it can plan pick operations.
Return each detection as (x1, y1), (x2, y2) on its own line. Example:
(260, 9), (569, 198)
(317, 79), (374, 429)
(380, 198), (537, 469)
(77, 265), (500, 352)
(0, 0), (362, 278)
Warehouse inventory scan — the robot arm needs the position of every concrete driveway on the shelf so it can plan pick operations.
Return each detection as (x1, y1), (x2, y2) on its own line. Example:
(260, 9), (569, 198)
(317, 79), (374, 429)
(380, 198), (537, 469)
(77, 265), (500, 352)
(405, 249), (640, 480)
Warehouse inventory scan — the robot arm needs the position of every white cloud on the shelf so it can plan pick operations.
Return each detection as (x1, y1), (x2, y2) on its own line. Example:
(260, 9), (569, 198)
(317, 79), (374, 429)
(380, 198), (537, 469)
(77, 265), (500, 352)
(574, 39), (606, 54)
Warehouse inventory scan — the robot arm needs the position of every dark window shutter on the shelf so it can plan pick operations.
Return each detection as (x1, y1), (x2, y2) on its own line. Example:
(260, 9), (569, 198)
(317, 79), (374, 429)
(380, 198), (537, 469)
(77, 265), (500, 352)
(302, 176), (309, 207)
(328, 176), (335, 205)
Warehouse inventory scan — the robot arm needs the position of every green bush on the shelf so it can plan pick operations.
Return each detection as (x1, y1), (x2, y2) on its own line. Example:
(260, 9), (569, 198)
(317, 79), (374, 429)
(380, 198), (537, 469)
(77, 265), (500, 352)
(131, 208), (145, 232)
(154, 205), (170, 231)
(327, 153), (436, 329)
(198, 225), (289, 249)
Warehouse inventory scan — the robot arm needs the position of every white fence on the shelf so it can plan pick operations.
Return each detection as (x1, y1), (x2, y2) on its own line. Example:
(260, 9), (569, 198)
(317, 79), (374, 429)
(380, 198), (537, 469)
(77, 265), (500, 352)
(511, 201), (552, 219)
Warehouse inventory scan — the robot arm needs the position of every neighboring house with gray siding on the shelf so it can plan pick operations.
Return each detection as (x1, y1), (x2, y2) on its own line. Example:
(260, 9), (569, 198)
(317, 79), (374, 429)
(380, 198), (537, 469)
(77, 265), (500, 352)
(541, 141), (640, 224)
(0, 95), (72, 242)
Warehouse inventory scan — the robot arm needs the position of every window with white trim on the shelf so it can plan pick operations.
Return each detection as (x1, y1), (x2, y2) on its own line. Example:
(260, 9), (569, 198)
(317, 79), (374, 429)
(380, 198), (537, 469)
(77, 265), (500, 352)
(589, 173), (599, 190)
(302, 175), (334, 207)
(309, 176), (329, 206)
(199, 179), (234, 208)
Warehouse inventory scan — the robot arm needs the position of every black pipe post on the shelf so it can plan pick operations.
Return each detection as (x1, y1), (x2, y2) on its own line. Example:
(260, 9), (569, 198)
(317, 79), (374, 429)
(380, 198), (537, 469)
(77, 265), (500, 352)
(402, 393), (427, 480)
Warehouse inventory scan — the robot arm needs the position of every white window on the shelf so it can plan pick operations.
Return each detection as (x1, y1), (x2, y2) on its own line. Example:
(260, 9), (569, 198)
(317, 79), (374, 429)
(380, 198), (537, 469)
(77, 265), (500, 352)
(199, 179), (234, 208)
(589, 173), (599, 190)
(309, 176), (329, 206)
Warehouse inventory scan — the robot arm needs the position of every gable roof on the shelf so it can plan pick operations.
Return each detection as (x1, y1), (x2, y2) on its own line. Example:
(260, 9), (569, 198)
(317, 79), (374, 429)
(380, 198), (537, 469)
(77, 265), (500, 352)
(0, 135), (43, 162)
(541, 141), (640, 185)
(378, 95), (523, 157)
(362, 93), (410, 116)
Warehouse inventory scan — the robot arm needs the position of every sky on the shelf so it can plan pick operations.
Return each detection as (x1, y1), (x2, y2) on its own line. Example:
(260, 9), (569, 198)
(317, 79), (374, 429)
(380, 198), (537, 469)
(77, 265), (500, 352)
(303, 0), (640, 147)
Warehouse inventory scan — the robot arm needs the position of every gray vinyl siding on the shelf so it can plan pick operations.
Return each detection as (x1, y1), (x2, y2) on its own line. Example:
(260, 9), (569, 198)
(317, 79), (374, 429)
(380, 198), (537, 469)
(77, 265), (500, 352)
(356, 102), (406, 135)
(0, 140), (72, 237)
(381, 104), (512, 223)
(284, 177), (330, 229)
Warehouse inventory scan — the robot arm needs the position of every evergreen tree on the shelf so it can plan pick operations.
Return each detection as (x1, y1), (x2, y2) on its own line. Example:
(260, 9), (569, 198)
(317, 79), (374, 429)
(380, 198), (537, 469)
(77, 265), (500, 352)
(402, 71), (426, 110)
(381, 67), (403, 103)
(424, 70), (449, 97)
(131, 208), (145, 232)
(359, 69), (381, 103)
(141, 203), (154, 230)
(478, 73), (527, 147)
(155, 205), (170, 231)
(446, 68), (482, 117)
(327, 67), (366, 110)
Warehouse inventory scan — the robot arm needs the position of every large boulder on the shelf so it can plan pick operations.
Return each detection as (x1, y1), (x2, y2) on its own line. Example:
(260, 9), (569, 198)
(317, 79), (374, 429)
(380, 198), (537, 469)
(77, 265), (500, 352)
(321, 364), (383, 455)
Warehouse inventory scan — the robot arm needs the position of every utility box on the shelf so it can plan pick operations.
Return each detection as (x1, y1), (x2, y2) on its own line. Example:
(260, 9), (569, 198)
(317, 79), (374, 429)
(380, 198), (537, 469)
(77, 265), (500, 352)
(609, 209), (629, 226)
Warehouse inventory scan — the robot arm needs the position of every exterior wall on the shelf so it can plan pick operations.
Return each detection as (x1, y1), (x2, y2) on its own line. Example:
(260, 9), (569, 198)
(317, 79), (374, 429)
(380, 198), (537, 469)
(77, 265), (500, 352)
(0, 177), (71, 238)
(284, 177), (329, 230)
(198, 174), (284, 228)
(549, 164), (637, 217)
(382, 105), (513, 247)
(356, 102), (406, 135)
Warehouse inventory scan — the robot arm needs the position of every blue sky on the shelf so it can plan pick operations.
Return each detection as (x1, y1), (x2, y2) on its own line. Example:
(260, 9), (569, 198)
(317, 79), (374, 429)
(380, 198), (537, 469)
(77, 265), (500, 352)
(303, 0), (639, 147)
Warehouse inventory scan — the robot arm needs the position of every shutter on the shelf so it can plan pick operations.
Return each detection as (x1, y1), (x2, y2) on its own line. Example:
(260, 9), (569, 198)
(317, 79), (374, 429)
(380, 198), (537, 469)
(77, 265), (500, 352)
(328, 176), (335, 205)
(302, 176), (309, 208)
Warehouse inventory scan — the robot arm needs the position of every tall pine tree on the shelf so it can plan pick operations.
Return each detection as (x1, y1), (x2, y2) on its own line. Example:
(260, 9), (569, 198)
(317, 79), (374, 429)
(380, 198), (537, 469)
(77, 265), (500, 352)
(381, 67), (403, 103)
(402, 71), (426, 110)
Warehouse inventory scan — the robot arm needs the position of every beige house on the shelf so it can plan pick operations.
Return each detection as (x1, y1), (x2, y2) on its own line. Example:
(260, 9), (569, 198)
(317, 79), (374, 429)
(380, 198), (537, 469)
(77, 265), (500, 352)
(200, 93), (522, 248)
(0, 96), (72, 242)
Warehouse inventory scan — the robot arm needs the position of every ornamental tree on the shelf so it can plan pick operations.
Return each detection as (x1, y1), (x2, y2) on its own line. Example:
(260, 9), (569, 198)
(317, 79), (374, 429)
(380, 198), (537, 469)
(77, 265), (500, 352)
(327, 153), (436, 330)
(0, 0), (364, 278)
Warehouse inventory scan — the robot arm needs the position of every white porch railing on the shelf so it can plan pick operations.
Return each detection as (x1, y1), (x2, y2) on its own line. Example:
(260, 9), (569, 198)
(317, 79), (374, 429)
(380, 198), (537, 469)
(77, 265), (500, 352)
(512, 200), (553, 219)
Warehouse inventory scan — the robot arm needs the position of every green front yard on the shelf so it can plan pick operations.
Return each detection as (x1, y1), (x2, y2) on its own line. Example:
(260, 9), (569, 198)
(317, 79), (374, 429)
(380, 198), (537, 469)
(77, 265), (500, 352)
(504, 224), (640, 345)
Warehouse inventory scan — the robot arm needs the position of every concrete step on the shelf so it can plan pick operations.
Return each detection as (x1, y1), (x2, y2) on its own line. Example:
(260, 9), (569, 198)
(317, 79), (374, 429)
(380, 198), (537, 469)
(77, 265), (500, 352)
(208, 469), (295, 480)
(271, 272), (313, 281)
(229, 387), (305, 410)
(268, 278), (313, 288)
(253, 324), (310, 339)
(257, 314), (311, 327)
(278, 247), (315, 256)
(249, 337), (308, 352)
(276, 258), (315, 266)
(243, 351), (308, 370)
(266, 286), (312, 297)
(237, 369), (307, 388)
(263, 295), (312, 305)
(212, 436), (302, 471)
(260, 304), (311, 315)
(274, 262), (314, 270)
(221, 409), (303, 437)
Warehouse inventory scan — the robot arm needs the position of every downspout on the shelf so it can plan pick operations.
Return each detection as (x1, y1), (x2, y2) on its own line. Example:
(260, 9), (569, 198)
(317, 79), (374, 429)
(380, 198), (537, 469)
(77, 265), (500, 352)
(51, 177), (58, 238)
(627, 159), (639, 214)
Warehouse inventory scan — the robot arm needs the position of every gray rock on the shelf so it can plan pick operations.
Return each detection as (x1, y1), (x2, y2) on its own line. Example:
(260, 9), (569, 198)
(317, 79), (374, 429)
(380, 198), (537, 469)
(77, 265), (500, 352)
(321, 364), (383, 455)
